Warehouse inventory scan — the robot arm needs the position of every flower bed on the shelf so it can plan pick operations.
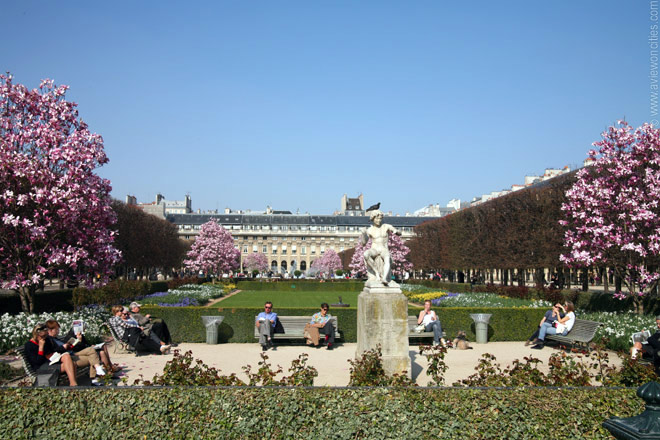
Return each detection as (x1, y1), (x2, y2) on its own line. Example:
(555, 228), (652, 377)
(0, 307), (110, 353)
(137, 283), (229, 307)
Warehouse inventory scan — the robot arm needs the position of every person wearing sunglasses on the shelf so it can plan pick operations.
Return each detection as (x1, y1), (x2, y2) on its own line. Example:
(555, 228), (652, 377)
(256, 301), (277, 351)
(109, 305), (170, 354)
(23, 323), (78, 386)
(307, 303), (335, 350)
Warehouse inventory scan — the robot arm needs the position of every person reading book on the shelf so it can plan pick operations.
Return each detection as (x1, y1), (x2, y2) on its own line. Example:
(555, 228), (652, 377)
(23, 323), (78, 386)
(45, 319), (106, 386)
(632, 316), (660, 369)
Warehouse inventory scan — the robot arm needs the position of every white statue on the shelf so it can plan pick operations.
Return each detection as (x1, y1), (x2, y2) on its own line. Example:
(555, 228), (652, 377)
(361, 209), (401, 288)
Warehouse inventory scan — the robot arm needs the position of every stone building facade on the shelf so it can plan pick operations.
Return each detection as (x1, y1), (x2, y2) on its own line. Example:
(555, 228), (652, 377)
(167, 212), (435, 273)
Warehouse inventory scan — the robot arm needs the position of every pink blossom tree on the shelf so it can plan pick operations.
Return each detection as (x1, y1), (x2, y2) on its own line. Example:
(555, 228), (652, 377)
(311, 249), (342, 277)
(0, 74), (121, 313)
(350, 232), (413, 278)
(243, 252), (269, 275)
(560, 121), (660, 314)
(183, 220), (240, 277)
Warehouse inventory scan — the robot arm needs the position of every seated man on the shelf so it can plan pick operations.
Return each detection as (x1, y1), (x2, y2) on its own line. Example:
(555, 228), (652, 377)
(109, 305), (171, 354)
(129, 301), (174, 346)
(256, 301), (277, 351)
(632, 316), (660, 371)
(306, 303), (335, 350)
(44, 319), (106, 385)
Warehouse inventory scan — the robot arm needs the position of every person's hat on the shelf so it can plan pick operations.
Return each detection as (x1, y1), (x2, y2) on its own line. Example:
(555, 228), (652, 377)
(656, 315), (660, 321)
(130, 302), (142, 309)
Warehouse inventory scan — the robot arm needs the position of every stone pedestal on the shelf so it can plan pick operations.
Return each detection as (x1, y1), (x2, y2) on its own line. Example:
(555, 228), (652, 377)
(356, 286), (411, 378)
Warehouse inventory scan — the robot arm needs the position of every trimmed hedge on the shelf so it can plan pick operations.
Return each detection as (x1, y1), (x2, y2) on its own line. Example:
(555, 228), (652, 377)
(235, 280), (364, 292)
(0, 387), (643, 439)
(142, 305), (547, 343)
(0, 289), (74, 314)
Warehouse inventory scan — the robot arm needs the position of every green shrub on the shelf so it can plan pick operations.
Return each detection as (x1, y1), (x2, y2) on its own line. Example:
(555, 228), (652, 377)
(73, 279), (151, 308)
(0, 387), (644, 439)
(0, 289), (74, 314)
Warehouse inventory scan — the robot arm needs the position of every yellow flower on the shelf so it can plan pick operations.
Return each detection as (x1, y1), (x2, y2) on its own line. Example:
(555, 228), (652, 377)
(409, 291), (447, 302)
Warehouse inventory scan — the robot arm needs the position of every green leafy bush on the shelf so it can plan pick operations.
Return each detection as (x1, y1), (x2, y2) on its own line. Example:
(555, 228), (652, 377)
(73, 279), (151, 308)
(0, 289), (74, 314)
(0, 387), (645, 439)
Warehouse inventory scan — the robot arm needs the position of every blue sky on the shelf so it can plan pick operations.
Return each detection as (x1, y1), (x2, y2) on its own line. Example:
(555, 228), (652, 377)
(3, 1), (650, 214)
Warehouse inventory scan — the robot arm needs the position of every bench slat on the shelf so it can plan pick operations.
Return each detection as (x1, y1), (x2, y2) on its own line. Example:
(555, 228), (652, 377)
(254, 316), (341, 340)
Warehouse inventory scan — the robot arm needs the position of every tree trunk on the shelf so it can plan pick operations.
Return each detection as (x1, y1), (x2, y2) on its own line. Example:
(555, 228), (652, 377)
(581, 268), (589, 292)
(615, 275), (622, 293)
(602, 267), (609, 293)
(503, 269), (508, 286)
(18, 286), (35, 314)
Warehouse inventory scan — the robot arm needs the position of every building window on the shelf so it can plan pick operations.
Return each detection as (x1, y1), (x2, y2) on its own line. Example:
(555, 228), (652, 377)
(263, 245), (267, 253)
(301, 237), (306, 241)
(272, 246), (278, 254)
(243, 246), (248, 253)
(320, 246), (325, 254)
(292, 245), (297, 254)
(252, 245), (257, 252)
(301, 246), (306, 255)
(282, 245), (287, 255)
(311, 246), (316, 255)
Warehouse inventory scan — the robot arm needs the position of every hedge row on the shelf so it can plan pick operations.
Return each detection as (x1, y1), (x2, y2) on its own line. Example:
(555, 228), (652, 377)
(0, 289), (74, 314)
(142, 305), (547, 343)
(235, 280), (364, 291)
(0, 387), (643, 439)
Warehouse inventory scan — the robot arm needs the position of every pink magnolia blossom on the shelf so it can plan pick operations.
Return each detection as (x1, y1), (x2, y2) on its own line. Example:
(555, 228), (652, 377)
(183, 220), (240, 276)
(560, 121), (660, 313)
(349, 232), (413, 277)
(310, 249), (342, 277)
(0, 74), (121, 313)
(243, 252), (269, 273)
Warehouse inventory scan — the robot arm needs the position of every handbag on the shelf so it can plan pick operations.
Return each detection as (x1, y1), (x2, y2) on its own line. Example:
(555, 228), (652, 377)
(414, 324), (426, 333)
(555, 323), (567, 334)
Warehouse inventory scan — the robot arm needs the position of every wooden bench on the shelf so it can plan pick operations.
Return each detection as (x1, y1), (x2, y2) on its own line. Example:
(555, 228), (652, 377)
(15, 346), (90, 386)
(408, 316), (446, 341)
(545, 318), (602, 350)
(253, 316), (341, 341)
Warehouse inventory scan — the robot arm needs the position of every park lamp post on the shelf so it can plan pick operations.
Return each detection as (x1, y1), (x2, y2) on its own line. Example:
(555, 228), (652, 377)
(603, 381), (660, 439)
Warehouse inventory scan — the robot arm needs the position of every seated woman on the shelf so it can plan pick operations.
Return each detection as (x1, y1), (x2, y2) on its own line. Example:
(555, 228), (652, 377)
(632, 316), (660, 363)
(23, 323), (78, 386)
(525, 303), (564, 346)
(305, 303), (335, 350)
(109, 305), (170, 354)
(531, 302), (575, 350)
(45, 319), (113, 381)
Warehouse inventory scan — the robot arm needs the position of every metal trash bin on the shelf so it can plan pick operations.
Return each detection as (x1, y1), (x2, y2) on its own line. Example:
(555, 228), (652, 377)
(201, 316), (224, 344)
(470, 313), (492, 344)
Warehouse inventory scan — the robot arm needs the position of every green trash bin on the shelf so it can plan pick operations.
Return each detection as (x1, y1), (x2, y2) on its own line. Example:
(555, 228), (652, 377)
(470, 313), (492, 344)
(201, 316), (224, 344)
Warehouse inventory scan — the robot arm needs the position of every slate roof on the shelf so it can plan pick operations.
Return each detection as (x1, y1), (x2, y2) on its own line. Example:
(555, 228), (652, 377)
(166, 213), (438, 228)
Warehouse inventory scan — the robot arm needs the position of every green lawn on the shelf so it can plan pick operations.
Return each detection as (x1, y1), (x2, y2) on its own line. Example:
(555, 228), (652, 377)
(213, 290), (361, 308)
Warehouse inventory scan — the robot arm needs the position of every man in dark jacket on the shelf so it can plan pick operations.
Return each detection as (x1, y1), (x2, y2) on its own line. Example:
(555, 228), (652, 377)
(129, 302), (173, 345)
